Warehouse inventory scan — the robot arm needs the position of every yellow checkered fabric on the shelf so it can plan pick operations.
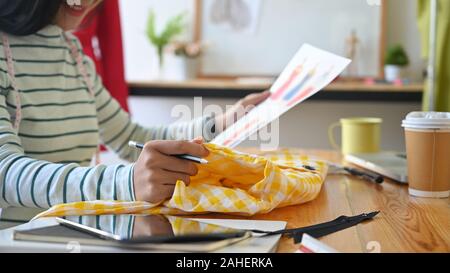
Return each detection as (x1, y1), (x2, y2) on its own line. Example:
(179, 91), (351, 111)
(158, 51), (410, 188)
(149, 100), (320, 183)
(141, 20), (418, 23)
(33, 144), (328, 219)
(166, 216), (237, 236)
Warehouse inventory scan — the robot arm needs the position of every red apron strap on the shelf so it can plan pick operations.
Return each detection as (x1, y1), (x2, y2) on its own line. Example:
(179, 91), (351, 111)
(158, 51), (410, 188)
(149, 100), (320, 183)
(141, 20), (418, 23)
(63, 33), (96, 97)
(1, 33), (22, 130)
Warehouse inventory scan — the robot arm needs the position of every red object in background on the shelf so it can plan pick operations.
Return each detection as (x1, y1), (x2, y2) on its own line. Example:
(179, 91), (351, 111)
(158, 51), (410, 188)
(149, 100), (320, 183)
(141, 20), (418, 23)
(74, 0), (129, 112)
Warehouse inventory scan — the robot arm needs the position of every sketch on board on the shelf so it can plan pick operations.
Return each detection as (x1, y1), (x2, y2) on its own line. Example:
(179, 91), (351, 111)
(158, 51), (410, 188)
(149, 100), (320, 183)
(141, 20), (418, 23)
(345, 30), (361, 77)
(199, 0), (382, 77)
(209, 0), (262, 34)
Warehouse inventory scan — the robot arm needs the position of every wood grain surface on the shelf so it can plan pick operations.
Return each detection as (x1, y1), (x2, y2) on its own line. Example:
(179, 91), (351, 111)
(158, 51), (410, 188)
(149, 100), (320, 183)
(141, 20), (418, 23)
(194, 149), (450, 253)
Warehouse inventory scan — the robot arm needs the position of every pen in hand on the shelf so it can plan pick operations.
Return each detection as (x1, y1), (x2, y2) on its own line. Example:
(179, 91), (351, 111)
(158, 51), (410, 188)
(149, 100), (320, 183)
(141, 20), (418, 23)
(128, 141), (209, 164)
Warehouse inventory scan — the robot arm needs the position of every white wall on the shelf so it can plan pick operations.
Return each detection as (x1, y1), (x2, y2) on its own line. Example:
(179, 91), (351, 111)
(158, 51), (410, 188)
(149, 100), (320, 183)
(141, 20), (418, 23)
(129, 96), (420, 150)
(200, 0), (381, 77)
(121, 0), (424, 150)
(386, 0), (424, 81)
(119, 0), (195, 81)
(120, 0), (424, 82)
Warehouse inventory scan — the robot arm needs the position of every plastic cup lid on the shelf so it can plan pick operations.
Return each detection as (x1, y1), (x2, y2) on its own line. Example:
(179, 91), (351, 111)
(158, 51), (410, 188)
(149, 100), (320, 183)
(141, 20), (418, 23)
(402, 112), (450, 129)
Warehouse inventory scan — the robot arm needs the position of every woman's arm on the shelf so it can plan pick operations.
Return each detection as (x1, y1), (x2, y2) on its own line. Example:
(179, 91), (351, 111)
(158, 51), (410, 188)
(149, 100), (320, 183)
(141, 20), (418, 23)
(74, 35), (269, 163)
(94, 77), (215, 162)
(81, 54), (216, 162)
(0, 92), (135, 209)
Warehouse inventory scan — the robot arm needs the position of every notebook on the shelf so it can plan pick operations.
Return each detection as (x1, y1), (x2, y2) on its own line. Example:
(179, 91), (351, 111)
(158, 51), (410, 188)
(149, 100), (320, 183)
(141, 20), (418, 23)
(345, 152), (408, 183)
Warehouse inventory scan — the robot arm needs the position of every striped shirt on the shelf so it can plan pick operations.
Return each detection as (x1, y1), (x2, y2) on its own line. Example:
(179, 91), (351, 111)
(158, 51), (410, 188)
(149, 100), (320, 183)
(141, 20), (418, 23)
(0, 25), (216, 210)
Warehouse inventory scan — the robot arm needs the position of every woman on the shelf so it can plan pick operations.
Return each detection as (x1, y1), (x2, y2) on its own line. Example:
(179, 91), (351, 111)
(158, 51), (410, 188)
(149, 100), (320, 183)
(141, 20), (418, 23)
(0, 0), (269, 209)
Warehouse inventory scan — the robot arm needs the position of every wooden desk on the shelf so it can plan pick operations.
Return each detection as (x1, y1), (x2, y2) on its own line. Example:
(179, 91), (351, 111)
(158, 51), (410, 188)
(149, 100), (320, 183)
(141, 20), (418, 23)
(195, 149), (450, 253)
(1, 149), (447, 253)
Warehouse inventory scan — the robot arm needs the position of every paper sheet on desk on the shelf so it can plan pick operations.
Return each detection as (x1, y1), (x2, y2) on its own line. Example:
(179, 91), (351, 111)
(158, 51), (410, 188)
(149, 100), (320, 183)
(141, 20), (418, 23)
(212, 44), (351, 148)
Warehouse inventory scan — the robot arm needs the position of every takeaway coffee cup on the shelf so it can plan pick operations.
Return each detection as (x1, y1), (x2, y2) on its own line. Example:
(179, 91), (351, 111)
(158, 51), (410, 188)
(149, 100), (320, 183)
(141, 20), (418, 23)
(402, 112), (450, 198)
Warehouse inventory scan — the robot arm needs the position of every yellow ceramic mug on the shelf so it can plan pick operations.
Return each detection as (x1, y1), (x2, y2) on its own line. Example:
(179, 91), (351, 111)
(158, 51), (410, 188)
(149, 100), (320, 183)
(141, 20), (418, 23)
(328, 118), (382, 154)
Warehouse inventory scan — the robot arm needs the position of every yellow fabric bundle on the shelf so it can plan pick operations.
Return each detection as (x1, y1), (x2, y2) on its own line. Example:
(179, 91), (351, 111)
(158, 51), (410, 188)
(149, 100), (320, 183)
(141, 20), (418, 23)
(34, 144), (328, 219)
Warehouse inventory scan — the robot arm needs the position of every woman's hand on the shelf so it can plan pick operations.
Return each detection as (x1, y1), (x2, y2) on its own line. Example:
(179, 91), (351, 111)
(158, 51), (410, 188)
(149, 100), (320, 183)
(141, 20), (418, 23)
(133, 215), (174, 238)
(215, 91), (271, 132)
(133, 138), (209, 203)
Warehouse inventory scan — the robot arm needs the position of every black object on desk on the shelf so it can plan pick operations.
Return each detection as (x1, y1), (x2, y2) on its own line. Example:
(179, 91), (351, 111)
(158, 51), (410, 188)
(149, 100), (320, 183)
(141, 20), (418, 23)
(329, 162), (384, 184)
(343, 166), (384, 184)
(252, 211), (380, 244)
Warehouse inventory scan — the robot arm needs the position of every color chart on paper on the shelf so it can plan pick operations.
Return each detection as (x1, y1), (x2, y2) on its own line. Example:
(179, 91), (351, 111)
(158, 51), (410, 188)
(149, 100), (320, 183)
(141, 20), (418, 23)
(212, 44), (351, 148)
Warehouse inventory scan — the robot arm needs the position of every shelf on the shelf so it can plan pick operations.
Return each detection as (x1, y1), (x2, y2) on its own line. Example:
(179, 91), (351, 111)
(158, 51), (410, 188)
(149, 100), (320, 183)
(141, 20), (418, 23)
(128, 79), (423, 102)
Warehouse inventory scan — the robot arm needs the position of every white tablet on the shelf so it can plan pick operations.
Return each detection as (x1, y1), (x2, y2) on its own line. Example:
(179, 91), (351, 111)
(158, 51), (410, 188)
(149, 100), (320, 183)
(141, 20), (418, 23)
(13, 215), (251, 252)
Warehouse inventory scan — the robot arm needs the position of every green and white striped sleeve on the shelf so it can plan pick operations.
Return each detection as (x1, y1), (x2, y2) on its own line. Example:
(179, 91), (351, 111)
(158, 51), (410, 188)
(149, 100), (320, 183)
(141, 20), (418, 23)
(0, 71), (136, 208)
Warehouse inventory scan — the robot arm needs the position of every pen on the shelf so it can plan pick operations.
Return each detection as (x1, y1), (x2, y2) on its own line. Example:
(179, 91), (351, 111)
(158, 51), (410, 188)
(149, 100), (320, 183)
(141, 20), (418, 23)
(128, 141), (209, 164)
(328, 162), (384, 184)
(342, 166), (384, 184)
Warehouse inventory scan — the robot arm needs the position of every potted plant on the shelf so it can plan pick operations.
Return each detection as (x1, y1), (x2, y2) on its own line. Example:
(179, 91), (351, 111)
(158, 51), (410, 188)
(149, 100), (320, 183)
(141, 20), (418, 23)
(384, 44), (409, 82)
(165, 41), (205, 80)
(146, 10), (186, 78)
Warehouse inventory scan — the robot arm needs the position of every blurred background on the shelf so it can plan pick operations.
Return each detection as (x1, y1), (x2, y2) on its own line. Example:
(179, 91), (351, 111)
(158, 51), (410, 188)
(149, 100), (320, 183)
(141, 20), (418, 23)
(82, 0), (449, 151)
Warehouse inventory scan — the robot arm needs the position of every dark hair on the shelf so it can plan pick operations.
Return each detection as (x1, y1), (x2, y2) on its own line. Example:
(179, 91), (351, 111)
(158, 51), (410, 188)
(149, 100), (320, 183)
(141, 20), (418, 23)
(0, 0), (63, 36)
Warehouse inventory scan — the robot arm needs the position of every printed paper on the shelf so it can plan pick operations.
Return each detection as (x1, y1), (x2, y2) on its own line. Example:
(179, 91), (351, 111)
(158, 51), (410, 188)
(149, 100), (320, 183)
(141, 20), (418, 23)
(212, 44), (351, 148)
